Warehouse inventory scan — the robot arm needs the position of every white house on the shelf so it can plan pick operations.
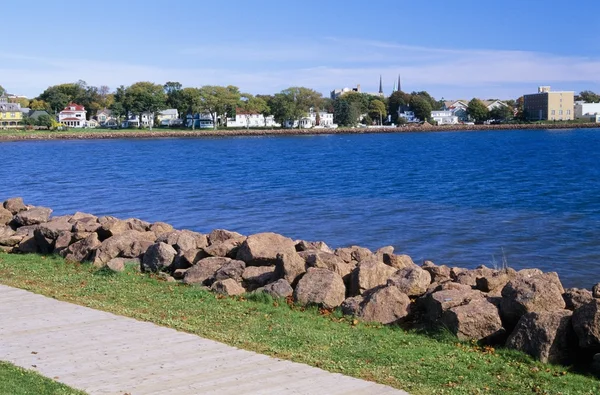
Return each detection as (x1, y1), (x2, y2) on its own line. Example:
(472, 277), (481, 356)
(58, 103), (87, 128)
(431, 110), (459, 125)
(186, 113), (215, 129)
(398, 110), (419, 123)
(284, 108), (335, 128)
(575, 102), (600, 122)
(122, 112), (154, 128)
(226, 110), (280, 128)
(157, 109), (181, 126)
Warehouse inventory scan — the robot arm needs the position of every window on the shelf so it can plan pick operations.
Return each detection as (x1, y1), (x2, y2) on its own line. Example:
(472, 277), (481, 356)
(567, 110), (571, 115)
(551, 110), (555, 115)
(559, 110), (563, 115)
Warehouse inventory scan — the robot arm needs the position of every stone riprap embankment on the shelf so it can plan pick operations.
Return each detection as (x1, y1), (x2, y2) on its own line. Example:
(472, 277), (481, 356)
(2, 197), (600, 373)
(0, 122), (598, 141)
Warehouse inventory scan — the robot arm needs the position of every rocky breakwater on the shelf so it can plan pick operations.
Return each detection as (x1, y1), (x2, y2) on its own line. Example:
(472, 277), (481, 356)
(2, 197), (600, 373)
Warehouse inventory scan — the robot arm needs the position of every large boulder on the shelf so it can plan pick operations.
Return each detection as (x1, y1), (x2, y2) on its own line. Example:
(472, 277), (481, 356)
(387, 266), (431, 297)
(93, 231), (155, 266)
(564, 288), (594, 311)
(475, 269), (517, 293)
(149, 222), (174, 238)
(274, 252), (306, 286)
(422, 261), (452, 283)
(263, 279), (294, 299)
(572, 299), (600, 350)
(357, 286), (411, 325)
(301, 250), (353, 279)
(242, 266), (277, 290)
(334, 246), (373, 264)
(208, 229), (244, 245)
(0, 207), (12, 225)
(13, 207), (52, 226)
(385, 254), (416, 270)
(593, 283), (600, 299)
(293, 267), (346, 309)
(500, 274), (566, 330)
(421, 287), (484, 323)
(171, 248), (207, 270)
(141, 242), (177, 273)
(295, 240), (333, 253)
(341, 296), (363, 316)
(213, 259), (246, 282)
(236, 232), (296, 266)
(203, 236), (245, 258)
(0, 226), (20, 246)
(350, 258), (397, 296)
(71, 217), (101, 233)
(156, 230), (205, 252)
(506, 310), (576, 364)
(182, 257), (228, 285)
(211, 279), (246, 296)
(64, 233), (102, 262)
(3, 197), (26, 215)
(441, 299), (504, 342)
(453, 266), (494, 287)
(34, 218), (74, 253)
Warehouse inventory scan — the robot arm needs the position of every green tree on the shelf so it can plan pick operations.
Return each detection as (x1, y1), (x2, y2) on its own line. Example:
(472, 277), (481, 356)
(164, 82), (186, 117)
(198, 85), (242, 129)
(333, 99), (360, 127)
(239, 94), (269, 129)
(467, 98), (490, 123)
(369, 99), (387, 125)
(410, 95), (432, 123)
(0, 85), (5, 96)
(489, 105), (514, 122)
(577, 90), (600, 103)
(125, 82), (167, 129)
(37, 81), (87, 113)
(179, 88), (202, 129)
(271, 87), (322, 128)
(36, 114), (54, 129)
(411, 91), (442, 110)
(30, 99), (51, 112)
(388, 91), (409, 123)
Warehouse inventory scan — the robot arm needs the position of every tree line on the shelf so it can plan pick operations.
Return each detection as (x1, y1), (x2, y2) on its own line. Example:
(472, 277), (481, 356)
(2, 83), (599, 128)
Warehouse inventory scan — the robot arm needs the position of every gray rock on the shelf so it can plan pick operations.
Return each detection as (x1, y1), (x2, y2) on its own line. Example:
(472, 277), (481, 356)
(441, 299), (504, 342)
(13, 207), (52, 226)
(242, 266), (277, 290)
(141, 242), (177, 273)
(293, 267), (346, 309)
(208, 229), (244, 245)
(183, 257), (228, 285)
(214, 259), (246, 282)
(275, 252), (306, 286)
(301, 250), (353, 279)
(564, 288), (594, 311)
(506, 310), (576, 364)
(71, 217), (100, 233)
(64, 233), (102, 262)
(421, 287), (484, 323)
(93, 231), (155, 266)
(341, 296), (363, 316)
(593, 283), (600, 298)
(422, 261), (452, 283)
(203, 236), (245, 258)
(263, 279), (293, 299)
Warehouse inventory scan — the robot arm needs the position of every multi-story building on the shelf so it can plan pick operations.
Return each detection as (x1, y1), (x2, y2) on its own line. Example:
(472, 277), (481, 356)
(574, 101), (600, 122)
(226, 110), (280, 128)
(0, 95), (23, 127)
(431, 110), (459, 125)
(523, 86), (574, 121)
(58, 103), (87, 128)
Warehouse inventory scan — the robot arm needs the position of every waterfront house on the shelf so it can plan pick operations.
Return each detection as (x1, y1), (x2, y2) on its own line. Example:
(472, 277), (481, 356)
(0, 95), (23, 127)
(226, 110), (280, 128)
(58, 102), (87, 128)
(122, 112), (154, 128)
(398, 110), (420, 123)
(283, 108), (335, 129)
(157, 109), (182, 126)
(186, 113), (215, 128)
(431, 110), (459, 125)
(96, 109), (112, 124)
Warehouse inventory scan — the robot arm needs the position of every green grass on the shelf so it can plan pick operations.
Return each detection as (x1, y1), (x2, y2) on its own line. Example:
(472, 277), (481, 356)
(0, 361), (86, 395)
(0, 253), (598, 395)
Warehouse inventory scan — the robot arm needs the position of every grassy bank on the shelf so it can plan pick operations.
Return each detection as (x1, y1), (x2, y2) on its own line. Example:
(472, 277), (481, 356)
(0, 361), (85, 395)
(0, 253), (598, 394)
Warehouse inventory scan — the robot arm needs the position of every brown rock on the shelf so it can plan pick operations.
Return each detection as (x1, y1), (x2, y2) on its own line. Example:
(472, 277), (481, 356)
(341, 296), (363, 316)
(358, 286), (411, 324)
(350, 258), (397, 296)
(53, 231), (74, 254)
(593, 283), (600, 298)
(421, 288), (484, 323)
(518, 268), (544, 278)
(475, 268), (517, 293)
(68, 212), (97, 222)
(214, 259), (246, 282)
(16, 234), (38, 253)
(236, 232), (296, 266)
(263, 279), (293, 299)
(65, 233), (102, 262)
(141, 242), (177, 272)
(422, 261), (452, 283)
(150, 222), (174, 237)
(71, 217), (100, 233)
(387, 266), (431, 297)
(3, 197), (26, 215)
(203, 236), (245, 258)
(442, 299), (504, 342)
(295, 240), (333, 253)
(183, 257), (227, 285)
(0, 207), (12, 225)
(0, 226), (20, 246)
(301, 250), (353, 279)
(334, 246), (373, 264)
(506, 310), (576, 364)
(385, 254), (416, 270)
(13, 207), (52, 226)
(293, 267), (346, 309)
(242, 266), (277, 290)
(500, 275), (566, 330)
(563, 288), (594, 311)
(572, 299), (600, 350)
(171, 249), (206, 270)
(208, 229), (244, 245)
(453, 266), (494, 287)
(211, 279), (246, 296)
(275, 252), (306, 286)
(93, 231), (154, 266)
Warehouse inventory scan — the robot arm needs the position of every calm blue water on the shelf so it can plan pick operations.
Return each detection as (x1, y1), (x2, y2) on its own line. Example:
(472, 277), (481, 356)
(1, 129), (599, 288)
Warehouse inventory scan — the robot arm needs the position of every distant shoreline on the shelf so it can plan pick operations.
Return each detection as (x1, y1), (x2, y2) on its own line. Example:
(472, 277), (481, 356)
(0, 122), (598, 141)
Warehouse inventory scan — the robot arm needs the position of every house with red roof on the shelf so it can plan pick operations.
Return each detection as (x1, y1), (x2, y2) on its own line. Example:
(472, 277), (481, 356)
(58, 103), (87, 128)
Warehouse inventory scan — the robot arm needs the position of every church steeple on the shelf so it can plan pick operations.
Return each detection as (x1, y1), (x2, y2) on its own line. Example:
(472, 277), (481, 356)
(378, 75), (383, 96)
(397, 74), (402, 92)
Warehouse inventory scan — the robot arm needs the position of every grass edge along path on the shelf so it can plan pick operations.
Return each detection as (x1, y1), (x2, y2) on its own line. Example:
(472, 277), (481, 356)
(0, 361), (86, 395)
(0, 253), (598, 395)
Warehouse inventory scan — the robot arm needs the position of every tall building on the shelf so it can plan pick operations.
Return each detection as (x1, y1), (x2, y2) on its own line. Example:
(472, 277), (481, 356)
(523, 86), (574, 121)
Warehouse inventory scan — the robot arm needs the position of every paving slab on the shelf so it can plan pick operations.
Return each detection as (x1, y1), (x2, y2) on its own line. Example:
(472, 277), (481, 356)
(0, 284), (408, 394)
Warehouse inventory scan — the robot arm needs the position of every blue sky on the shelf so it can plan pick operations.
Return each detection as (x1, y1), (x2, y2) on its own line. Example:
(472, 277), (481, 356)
(3, 0), (599, 100)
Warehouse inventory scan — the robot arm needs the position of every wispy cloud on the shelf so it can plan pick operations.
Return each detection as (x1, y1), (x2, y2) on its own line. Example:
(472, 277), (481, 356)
(1, 38), (599, 99)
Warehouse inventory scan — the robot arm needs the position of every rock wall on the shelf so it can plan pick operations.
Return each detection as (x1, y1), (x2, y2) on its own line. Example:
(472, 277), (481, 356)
(1, 197), (599, 372)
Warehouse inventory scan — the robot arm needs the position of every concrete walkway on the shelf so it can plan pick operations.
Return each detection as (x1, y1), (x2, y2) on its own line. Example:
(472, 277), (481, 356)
(0, 285), (407, 395)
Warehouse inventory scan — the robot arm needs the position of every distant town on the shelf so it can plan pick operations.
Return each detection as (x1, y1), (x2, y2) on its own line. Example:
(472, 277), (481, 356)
(1, 77), (599, 131)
